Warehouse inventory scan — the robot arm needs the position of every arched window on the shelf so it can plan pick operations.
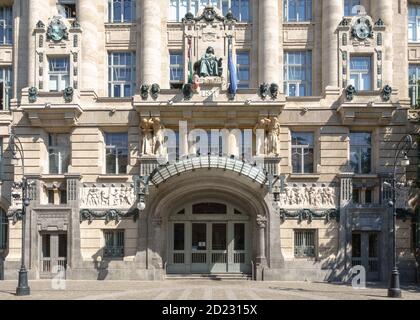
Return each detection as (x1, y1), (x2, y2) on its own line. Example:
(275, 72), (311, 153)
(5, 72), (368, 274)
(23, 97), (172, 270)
(0, 208), (7, 250)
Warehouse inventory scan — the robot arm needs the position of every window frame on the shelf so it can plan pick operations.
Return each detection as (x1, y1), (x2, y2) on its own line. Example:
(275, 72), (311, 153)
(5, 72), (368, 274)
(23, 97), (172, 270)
(284, 51), (312, 97)
(349, 131), (372, 174)
(284, 0), (312, 22)
(169, 0), (250, 22)
(105, 132), (129, 175)
(103, 230), (125, 258)
(291, 131), (315, 174)
(409, 4), (420, 42)
(236, 50), (250, 89)
(409, 64), (420, 107)
(294, 229), (316, 258)
(108, 0), (136, 23)
(48, 133), (71, 175)
(0, 6), (13, 45)
(48, 56), (70, 92)
(344, 0), (361, 17)
(349, 55), (372, 91)
(169, 51), (184, 87)
(108, 51), (136, 98)
(0, 208), (7, 250)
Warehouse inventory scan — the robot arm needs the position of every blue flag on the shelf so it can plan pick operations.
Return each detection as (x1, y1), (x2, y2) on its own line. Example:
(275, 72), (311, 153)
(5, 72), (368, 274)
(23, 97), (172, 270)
(228, 37), (238, 95)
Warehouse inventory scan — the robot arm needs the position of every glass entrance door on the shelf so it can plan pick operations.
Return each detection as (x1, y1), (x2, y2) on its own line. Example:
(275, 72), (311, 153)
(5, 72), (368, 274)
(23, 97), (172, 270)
(210, 223), (227, 272)
(191, 223), (208, 273)
(351, 232), (379, 281)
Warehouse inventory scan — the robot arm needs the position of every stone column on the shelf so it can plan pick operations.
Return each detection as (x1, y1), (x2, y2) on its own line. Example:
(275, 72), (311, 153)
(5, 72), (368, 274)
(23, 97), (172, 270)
(339, 172), (354, 280)
(27, 0), (44, 87)
(322, 0), (343, 92)
(372, 0), (393, 86)
(258, 0), (280, 85)
(77, 0), (99, 93)
(256, 214), (267, 265)
(140, 0), (162, 86)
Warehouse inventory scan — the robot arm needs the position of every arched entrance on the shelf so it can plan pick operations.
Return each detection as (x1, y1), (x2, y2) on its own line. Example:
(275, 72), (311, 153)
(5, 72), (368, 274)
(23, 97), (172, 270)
(167, 200), (251, 274)
(142, 158), (272, 277)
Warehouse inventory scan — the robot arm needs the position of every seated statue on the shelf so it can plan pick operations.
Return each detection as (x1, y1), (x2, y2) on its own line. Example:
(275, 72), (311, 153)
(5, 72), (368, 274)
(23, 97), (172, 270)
(194, 46), (223, 77)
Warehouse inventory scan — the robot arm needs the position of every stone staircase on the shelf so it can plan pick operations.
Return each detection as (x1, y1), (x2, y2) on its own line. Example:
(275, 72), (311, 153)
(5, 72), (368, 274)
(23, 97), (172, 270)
(165, 273), (252, 281)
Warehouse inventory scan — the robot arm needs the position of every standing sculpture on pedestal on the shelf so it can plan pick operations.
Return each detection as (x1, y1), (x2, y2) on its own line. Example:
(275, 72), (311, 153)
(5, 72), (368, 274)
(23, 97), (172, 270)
(140, 118), (154, 155)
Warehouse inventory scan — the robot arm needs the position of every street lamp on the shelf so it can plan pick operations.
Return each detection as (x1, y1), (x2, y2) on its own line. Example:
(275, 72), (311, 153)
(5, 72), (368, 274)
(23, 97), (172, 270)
(383, 134), (414, 298)
(8, 131), (31, 296)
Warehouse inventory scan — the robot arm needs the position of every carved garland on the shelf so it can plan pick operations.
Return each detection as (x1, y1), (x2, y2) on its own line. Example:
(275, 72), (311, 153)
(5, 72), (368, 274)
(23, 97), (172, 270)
(278, 208), (340, 223)
(80, 208), (140, 224)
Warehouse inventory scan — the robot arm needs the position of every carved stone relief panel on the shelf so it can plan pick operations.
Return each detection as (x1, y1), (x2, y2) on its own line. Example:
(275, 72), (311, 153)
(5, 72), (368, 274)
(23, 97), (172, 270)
(81, 184), (135, 209)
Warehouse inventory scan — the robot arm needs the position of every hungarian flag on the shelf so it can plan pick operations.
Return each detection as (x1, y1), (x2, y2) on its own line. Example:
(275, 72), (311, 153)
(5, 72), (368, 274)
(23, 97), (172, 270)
(228, 37), (238, 95)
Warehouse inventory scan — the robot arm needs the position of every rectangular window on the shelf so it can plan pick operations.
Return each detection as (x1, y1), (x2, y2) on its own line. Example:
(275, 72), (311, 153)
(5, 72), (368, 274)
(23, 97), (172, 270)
(284, 51), (312, 97)
(284, 0), (312, 22)
(0, 209), (7, 250)
(169, 0), (249, 22)
(409, 64), (420, 107)
(0, 137), (3, 180)
(0, 7), (12, 45)
(344, 0), (361, 16)
(103, 230), (124, 258)
(352, 188), (360, 204)
(173, 223), (185, 251)
(105, 132), (128, 174)
(108, 0), (135, 23)
(49, 57), (70, 92)
(108, 52), (136, 97)
(170, 52), (184, 89)
(291, 132), (314, 174)
(349, 56), (372, 91)
(236, 51), (250, 89)
(0, 67), (12, 111)
(57, 0), (76, 19)
(409, 5), (420, 42)
(48, 133), (70, 174)
(349, 132), (372, 174)
(365, 189), (372, 204)
(294, 230), (316, 258)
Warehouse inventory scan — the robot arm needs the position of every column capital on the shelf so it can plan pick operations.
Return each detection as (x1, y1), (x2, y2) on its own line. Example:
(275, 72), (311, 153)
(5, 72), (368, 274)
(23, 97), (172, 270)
(256, 214), (268, 228)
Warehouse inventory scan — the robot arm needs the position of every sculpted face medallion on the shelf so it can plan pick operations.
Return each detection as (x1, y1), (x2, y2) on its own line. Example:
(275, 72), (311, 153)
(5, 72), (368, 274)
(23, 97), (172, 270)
(352, 17), (372, 40)
(47, 16), (68, 42)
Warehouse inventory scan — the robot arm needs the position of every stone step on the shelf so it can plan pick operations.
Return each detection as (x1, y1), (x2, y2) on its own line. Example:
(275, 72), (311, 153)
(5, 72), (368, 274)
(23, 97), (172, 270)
(165, 273), (252, 280)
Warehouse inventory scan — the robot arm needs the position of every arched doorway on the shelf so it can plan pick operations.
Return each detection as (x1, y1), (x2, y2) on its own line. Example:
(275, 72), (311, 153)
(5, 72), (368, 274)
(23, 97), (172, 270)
(167, 200), (251, 274)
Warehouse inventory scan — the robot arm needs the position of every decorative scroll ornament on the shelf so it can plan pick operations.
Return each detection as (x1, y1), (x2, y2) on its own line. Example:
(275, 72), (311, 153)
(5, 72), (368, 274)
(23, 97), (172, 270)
(381, 85), (392, 101)
(196, 6), (225, 22)
(7, 209), (23, 224)
(351, 17), (373, 40)
(279, 208), (340, 223)
(46, 16), (68, 42)
(63, 86), (74, 102)
(346, 84), (357, 101)
(80, 208), (139, 224)
(28, 87), (38, 103)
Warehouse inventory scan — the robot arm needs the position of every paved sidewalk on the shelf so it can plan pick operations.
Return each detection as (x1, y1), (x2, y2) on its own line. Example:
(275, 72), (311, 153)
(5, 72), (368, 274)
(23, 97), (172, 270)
(0, 280), (419, 300)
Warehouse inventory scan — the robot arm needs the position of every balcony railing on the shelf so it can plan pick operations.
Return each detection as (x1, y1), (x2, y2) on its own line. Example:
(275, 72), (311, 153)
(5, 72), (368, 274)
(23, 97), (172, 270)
(41, 257), (67, 273)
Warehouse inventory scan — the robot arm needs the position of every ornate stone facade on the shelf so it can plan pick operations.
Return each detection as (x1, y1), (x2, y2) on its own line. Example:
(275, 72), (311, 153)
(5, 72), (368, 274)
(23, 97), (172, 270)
(0, 1), (418, 283)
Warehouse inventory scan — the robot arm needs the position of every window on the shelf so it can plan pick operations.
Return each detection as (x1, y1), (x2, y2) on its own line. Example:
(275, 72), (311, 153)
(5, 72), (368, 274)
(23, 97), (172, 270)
(350, 56), (372, 91)
(0, 208), (7, 250)
(350, 132), (372, 174)
(192, 202), (227, 214)
(0, 137), (2, 180)
(104, 230), (124, 258)
(352, 188), (360, 204)
(108, 52), (136, 97)
(294, 230), (315, 258)
(105, 132), (128, 174)
(108, 0), (135, 23)
(170, 52), (184, 89)
(0, 67), (12, 110)
(409, 5), (420, 42)
(57, 0), (76, 19)
(365, 189), (372, 204)
(409, 64), (420, 107)
(344, 0), (360, 16)
(291, 132), (314, 174)
(49, 57), (70, 92)
(284, 51), (312, 97)
(169, 0), (249, 22)
(236, 51), (250, 89)
(284, 0), (312, 22)
(0, 7), (12, 45)
(48, 133), (70, 174)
